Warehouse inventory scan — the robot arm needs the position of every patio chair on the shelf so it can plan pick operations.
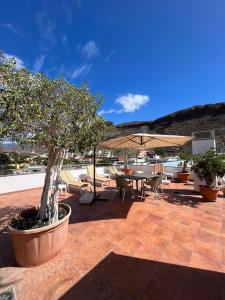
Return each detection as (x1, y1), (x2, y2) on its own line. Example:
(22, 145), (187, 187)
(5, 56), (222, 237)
(60, 170), (92, 193)
(112, 174), (135, 204)
(153, 163), (173, 181)
(87, 165), (111, 187)
(156, 172), (165, 194)
(142, 175), (161, 203)
(108, 166), (124, 179)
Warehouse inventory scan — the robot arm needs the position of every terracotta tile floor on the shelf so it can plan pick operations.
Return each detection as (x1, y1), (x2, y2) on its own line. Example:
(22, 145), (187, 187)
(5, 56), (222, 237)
(1, 182), (225, 299)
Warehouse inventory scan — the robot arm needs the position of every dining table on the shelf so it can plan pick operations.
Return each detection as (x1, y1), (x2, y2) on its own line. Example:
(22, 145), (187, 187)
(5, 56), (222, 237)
(122, 173), (159, 200)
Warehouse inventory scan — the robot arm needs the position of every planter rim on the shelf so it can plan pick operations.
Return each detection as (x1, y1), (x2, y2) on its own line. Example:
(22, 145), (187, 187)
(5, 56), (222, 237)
(177, 172), (190, 174)
(199, 185), (220, 191)
(8, 203), (71, 235)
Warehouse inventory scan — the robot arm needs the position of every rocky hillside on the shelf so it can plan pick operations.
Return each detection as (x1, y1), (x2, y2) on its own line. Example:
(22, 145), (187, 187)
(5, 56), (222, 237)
(114, 102), (225, 150)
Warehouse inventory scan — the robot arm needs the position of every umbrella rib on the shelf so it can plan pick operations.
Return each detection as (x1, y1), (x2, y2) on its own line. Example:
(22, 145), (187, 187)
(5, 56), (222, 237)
(106, 136), (133, 148)
(151, 136), (185, 146)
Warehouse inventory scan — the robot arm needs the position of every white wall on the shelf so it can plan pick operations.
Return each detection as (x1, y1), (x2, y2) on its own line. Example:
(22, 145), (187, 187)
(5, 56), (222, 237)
(0, 172), (46, 194)
(0, 165), (189, 195)
(192, 139), (216, 155)
(0, 166), (108, 195)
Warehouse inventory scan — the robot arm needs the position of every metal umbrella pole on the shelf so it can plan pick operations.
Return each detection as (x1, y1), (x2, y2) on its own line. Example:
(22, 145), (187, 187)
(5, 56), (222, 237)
(90, 146), (108, 205)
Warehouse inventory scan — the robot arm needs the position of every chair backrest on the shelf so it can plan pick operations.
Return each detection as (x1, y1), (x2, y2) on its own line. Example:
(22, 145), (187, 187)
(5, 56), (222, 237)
(115, 174), (128, 188)
(61, 170), (80, 184)
(87, 165), (94, 178)
(149, 175), (161, 188)
(64, 170), (75, 181)
(60, 170), (69, 184)
(156, 172), (163, 183)
(109, 166), (122, 175)
(153, 163), (164, 174)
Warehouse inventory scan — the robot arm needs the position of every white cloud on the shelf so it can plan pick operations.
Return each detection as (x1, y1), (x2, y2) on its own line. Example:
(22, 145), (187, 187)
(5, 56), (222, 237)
(81, 40), (100, 59)
(36, 10), (56, 44)
(4, 53), (24, 69)
(99, 93), (150, 115)
(98, 108), (122, 115)
(71, 64), (91, 79)
(33, 55), (46, 73)
(0, 22), (25, 37)
(116, 93), (150, 112)
(104, 50), (116, 62)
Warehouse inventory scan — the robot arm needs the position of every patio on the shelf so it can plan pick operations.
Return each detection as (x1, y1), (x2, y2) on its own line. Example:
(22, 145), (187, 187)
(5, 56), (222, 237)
(0, 182), (225, 299)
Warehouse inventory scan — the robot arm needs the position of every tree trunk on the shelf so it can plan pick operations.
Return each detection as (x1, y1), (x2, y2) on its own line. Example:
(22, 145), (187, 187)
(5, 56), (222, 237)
(51, 149), (66, 223)
(39, 147), (60, 221)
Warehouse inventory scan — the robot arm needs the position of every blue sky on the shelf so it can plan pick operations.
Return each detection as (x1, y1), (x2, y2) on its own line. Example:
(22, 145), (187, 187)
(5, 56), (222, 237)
(1, 0), (225, 124)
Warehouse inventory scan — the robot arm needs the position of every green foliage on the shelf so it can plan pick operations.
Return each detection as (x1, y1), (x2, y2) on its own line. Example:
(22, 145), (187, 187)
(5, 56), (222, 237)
(97, 158), (111, 166)
(153, 147), (167, 157)
(0, 51), (108, 222)
(191, 150), (225, 188)
(179, 152), (193, 173)
(10, 152), (29, 163)
(112, 148), (139, 158)
(0, 153), (11, 165)
(0, 51), (107, 151)
(33, 156), (48, 166)
(63, 158), (81, 165)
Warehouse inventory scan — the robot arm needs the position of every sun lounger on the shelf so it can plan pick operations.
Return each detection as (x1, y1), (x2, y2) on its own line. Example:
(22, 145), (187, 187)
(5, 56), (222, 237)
(108, 166), (124, 178)
(87, 165), (111, 187)
(60, 170), (92, 193)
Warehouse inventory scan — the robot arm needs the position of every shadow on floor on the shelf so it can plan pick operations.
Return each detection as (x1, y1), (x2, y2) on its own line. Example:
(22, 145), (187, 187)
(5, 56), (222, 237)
(62, 189), (134, 225)
(59, 252), (225, 300)
(162, 188), (205, 208)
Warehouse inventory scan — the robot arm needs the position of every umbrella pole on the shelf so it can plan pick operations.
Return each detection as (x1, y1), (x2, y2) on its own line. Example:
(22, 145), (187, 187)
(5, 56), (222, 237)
(93, 146), (96, 199)
(90, 146), (108, 205)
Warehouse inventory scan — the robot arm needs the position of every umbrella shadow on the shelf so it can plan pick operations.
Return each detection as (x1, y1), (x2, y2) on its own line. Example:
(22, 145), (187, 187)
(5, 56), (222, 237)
(59, 252), (225, 300)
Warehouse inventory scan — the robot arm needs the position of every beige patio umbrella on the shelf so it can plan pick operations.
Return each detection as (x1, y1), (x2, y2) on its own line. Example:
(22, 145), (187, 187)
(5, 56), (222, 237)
(85, 133), (192, 204)
(100, 133), (192, 149)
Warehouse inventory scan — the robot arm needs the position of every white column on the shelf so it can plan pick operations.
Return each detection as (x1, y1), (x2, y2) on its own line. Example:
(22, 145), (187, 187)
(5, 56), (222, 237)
(192, 130), (216, 191)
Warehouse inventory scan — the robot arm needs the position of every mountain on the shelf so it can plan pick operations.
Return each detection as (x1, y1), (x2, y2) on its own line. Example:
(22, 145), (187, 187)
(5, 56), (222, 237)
(114, 102), (225, 150)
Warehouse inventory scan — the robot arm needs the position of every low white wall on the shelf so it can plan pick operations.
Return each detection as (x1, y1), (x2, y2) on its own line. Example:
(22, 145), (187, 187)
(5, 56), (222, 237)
(0, 165), (190, 195)
(0, 166), (108, 195)
(0, 172), (46, 194)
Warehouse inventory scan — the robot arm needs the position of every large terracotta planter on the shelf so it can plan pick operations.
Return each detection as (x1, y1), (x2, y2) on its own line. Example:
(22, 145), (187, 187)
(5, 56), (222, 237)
(122, 168), (134, 175)
(8, 203), (71, 267)
(177, 172), (190, 182)
(199, 185), (219, 202)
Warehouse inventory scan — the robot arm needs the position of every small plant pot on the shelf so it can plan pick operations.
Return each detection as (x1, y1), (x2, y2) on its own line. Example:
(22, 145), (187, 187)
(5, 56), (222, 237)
(8, 203), (71, 267)
(122, 168), (134, 175)
(177, 172), (190, 182)
(199, 185), (219, 202)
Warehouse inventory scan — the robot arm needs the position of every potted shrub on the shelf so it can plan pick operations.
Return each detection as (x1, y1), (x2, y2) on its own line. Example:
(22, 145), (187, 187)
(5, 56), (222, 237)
(177, 152), (192, 182)
(191, 150), (225, 201)
(113, 148), (138, 175)
(0, 52), (107, 266)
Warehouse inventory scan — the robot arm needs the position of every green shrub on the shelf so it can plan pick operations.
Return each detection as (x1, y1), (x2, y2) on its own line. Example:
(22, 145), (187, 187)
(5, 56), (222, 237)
(191, 150), (225, 188)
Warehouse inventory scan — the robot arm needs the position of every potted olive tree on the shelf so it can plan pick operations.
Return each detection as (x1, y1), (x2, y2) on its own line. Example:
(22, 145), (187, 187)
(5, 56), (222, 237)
(0, 52), (107, 266)
(177, 152), (192, 182)
(191, 150), (225, 201)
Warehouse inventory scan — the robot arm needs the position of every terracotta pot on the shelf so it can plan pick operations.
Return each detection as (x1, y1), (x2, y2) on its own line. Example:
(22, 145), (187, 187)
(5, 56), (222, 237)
(8, 203), (71, 267)
(199, 185), (219, 202)
(122, 168), (134, 175)
(221, 187), (225, 197)
(177, 172), (190, 182)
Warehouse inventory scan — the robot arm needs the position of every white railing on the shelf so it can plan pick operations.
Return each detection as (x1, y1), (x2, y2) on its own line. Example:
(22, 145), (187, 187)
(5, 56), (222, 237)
(0, 164), (191, 195)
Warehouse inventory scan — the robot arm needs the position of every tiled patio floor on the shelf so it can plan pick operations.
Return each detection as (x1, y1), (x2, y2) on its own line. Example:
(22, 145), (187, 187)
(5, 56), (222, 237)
(1, 182), (225, 299)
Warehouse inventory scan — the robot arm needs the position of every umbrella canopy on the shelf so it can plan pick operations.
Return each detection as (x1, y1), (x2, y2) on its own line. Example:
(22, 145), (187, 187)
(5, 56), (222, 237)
(100, 133), (192, 149)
